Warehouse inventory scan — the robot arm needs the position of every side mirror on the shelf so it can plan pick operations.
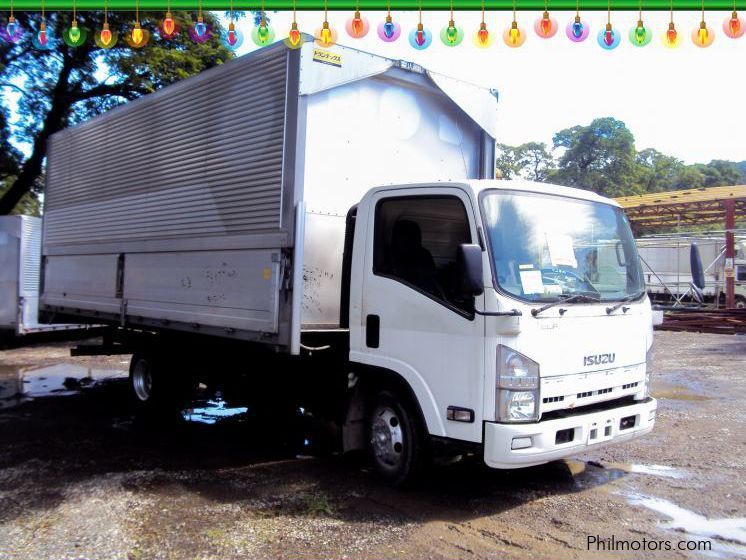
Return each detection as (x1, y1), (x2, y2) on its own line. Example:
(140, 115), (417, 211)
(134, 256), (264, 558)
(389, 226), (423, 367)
(458, 243), (484, 297)
(690, 243), (705, 290)
(690, 243), (705, 304)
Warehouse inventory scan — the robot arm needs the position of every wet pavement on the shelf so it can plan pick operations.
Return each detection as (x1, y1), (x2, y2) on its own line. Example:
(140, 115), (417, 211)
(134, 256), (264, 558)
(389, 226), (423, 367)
(0, 332), (744, 559)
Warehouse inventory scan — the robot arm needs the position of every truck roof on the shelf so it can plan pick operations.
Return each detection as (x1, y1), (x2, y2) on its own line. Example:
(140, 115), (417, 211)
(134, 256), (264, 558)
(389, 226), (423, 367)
(366, 180), (619, 207)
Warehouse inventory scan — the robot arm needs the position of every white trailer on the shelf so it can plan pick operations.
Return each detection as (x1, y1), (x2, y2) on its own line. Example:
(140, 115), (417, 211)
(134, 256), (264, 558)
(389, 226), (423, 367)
(637, 235), (746, 308)
(0, 215), (90, 335)
(41, 40), (656, 484)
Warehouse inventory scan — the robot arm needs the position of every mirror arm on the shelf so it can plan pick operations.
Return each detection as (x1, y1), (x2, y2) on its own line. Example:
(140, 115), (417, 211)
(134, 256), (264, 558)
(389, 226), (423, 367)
(474, 308), (522, 317)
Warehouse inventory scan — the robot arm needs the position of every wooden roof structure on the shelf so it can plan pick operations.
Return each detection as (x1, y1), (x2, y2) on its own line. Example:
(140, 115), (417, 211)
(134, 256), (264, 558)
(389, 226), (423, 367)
(615, 185), (746, 229)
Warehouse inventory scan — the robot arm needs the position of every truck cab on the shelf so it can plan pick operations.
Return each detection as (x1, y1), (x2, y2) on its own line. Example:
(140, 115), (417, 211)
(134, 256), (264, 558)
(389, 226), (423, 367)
(345, 179), (656, 482)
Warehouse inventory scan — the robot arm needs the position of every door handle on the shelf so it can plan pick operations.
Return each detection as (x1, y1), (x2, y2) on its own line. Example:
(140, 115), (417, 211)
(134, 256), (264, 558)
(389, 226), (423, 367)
(366, 314), (380, 348)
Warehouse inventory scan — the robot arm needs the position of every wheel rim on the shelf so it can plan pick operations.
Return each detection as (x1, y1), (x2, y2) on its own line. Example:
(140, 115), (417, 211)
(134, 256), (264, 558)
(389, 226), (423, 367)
(371, 405), (405, 469)
(132, 359), (153, 402)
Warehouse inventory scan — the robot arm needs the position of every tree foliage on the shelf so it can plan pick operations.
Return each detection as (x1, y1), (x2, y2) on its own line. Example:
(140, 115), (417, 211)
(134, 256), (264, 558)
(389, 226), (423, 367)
(496, 117), (746, 199)
(0, 11), (232, 214)
(495, 141), (554, 182)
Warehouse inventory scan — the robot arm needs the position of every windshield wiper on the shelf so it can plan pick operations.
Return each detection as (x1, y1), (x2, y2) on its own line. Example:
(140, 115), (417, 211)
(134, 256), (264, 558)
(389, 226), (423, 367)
(605, 293), (644, 315)
(531, 293), (601, 317)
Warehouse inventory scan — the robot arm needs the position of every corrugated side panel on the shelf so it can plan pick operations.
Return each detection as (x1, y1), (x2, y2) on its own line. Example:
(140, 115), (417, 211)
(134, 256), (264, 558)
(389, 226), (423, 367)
(44, 49), (289, 247)
(42, 47), (291, 339)
(20, 216), (41, 296)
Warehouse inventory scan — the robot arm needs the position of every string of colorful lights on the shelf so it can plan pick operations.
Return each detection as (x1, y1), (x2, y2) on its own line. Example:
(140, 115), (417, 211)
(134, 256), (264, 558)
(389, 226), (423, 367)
(1, 0), (743, 49)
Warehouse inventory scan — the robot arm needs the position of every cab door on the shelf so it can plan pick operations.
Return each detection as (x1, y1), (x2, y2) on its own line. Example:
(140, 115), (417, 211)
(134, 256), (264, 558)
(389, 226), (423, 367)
(352, 186), (485, 443)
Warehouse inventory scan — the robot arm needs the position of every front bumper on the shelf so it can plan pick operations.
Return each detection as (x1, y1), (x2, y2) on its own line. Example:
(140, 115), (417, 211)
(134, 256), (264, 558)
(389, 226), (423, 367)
(483, 398), (657, 469)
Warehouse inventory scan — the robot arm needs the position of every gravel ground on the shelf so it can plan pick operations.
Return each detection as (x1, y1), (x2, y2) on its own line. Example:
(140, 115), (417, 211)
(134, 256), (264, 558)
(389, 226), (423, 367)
(0, 331), (744, 560)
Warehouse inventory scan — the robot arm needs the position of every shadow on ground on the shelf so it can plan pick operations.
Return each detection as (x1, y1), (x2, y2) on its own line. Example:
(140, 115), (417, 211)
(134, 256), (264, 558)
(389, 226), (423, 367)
(0, 365), (629, 532)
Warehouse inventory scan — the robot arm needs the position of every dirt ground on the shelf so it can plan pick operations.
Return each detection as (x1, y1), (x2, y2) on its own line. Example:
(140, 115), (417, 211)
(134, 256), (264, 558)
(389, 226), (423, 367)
(0, 330), (744, 560)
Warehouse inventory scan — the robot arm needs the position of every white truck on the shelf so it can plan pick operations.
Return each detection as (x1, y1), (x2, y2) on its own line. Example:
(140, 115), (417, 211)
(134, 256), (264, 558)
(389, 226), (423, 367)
(637, 235), (746, 308)
(0, 215), (89, 336)
(40, 40), (656, 484)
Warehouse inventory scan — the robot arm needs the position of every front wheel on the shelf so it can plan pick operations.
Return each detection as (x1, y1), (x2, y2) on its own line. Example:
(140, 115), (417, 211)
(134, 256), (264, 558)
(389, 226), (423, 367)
(367, 390), (427, 486)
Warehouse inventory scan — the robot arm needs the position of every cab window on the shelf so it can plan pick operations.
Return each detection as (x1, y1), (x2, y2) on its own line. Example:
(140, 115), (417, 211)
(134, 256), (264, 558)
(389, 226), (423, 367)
(373, 196), (473, 313)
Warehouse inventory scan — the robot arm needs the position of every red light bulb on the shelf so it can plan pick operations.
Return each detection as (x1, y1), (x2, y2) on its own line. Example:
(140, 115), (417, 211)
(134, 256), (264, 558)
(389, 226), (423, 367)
(540, 11), (552, 36)
(730, 13), (741, 35)
(288, 21), (301, 46)
(101, 23), (112, 45)
(352, 11), (364, 35)
(604, 23), (613, 45)
(415, 22), (425, 46)
(667, 24), (677, 43)
(38, 21), (48, 46)
(163, 12), (175, 36)
(478, 22), (489, 45)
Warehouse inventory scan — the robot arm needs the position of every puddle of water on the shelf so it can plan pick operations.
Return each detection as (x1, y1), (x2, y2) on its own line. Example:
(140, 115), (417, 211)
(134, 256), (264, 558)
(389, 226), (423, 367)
(181, 397), (249, 425)
(653, 381), (711, 402)
(628, 493), (746, 555)
(0, 363), (127, 409)
(564, 460), (627, 489)
(605, 462), (689, 479)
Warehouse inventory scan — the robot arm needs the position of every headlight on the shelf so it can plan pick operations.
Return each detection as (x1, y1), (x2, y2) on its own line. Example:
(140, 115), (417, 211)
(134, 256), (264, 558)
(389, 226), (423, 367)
(496, 345), (540, 422)
(498, 390), (537, 422)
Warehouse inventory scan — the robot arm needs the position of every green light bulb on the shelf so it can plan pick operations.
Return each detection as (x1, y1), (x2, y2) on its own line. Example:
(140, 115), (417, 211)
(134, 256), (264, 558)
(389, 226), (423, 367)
(446, 20), (457, 43)
(69, 22), (81, 42)
(635, 22), (646, 43)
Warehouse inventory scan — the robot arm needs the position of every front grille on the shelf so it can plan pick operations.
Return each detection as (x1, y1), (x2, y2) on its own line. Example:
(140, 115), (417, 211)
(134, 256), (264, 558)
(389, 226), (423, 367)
(622, 382), (639, 390)
(577, 387), (613, 399)
(543, 396), (565, 404)
(542, 395), (642, 421)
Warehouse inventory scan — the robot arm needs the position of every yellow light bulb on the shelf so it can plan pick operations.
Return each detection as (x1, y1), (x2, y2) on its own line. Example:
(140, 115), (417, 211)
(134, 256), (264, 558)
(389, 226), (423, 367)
(691, 20), (714, 47)
(321, 26), (331, 44)
(132, 22), (143, 44)
(503, 20), (525, 47)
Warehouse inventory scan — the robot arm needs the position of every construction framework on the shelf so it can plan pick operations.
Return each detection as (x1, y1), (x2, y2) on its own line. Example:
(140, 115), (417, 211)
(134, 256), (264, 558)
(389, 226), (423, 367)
(616, 185), (746, 309)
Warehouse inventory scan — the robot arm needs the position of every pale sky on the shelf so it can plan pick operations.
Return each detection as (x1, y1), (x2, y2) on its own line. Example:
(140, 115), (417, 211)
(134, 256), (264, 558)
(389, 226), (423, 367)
(225, 10), (746, 165)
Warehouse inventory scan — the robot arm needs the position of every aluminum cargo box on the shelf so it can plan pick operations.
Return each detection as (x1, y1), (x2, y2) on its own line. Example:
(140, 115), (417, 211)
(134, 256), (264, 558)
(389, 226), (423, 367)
(1, 215), (86, 335)
(42, 39), (498, 352)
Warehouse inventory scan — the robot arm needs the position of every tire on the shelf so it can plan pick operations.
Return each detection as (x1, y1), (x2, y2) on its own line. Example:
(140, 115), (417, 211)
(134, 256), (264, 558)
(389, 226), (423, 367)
(366, 389), (427, 486)
(128, 351), (193, 414)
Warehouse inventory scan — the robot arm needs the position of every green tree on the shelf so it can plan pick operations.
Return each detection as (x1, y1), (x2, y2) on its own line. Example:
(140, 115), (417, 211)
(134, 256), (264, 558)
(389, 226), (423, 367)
(0, 11), (232, 215)
(737, 161), (746, 181)
(549, 117), (639, 197)
(635, 148), (682, 193)
(495, 143), (521, 179)
(495, 142), (555, 181)
(701, 160), (743, 186)
(671, 165), (707, 190)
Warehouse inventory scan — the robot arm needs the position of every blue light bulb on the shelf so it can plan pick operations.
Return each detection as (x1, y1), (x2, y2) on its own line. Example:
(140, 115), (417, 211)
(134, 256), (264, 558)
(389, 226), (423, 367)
(384, 20), (395, 38)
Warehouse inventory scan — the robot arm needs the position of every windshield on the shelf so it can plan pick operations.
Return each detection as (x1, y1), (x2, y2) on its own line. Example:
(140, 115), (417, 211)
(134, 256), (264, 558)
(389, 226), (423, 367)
(480, 190), (645, 303)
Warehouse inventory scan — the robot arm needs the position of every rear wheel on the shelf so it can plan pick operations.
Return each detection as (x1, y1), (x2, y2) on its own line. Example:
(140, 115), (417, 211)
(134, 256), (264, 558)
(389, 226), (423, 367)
(128, 351), (194, 414)
(130, 355), (154, 402)
(367, 389), (427, 486)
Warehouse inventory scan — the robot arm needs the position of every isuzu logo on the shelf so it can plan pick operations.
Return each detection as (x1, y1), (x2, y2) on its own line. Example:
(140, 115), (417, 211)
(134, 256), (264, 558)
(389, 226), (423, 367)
(584, 353), (616, 367)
